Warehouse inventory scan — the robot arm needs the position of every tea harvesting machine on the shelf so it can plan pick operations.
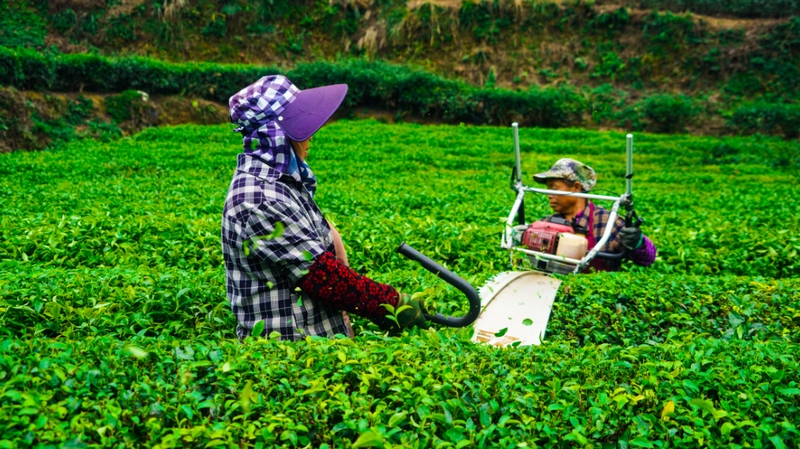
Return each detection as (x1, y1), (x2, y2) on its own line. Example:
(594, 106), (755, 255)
(397, 123), (642, 347)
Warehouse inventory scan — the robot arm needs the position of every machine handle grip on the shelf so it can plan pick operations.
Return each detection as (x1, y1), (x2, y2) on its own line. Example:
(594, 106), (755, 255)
(595, 250), (627, 261)
(625, 207), (644, 228)
(396, 242), (481, 328)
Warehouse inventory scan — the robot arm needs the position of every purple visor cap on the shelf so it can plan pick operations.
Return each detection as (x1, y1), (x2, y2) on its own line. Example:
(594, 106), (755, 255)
(279, 84), (348, 142)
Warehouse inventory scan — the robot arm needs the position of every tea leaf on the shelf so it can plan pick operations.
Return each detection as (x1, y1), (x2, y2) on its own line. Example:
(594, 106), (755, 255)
(660, 400), (675, 419)
(251, 320), (265, 338)
(239, 381), (254, 412)
(388, 411), (407, 428)
(352, 430), (382, 448)
(126, 345), (148, 359)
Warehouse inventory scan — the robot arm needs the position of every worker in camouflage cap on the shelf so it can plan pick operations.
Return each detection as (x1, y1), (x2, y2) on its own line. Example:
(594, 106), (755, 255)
(534, 157), (657, 272)
(533, 158), (597, 192)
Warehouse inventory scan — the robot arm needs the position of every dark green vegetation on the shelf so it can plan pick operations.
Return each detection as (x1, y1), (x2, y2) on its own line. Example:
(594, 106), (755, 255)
(2, 0), (800, 139)
(1, 121), (799, 447)
(0, 84), (228, 152)
(3, 47), (800, 141)
(636, 0), (800, 17)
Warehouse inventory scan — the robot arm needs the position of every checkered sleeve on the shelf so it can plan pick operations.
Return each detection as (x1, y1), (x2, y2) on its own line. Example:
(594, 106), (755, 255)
(246, 198), (327, 284)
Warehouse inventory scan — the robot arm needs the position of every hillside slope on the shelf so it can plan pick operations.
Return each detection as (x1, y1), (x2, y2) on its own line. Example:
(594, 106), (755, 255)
(3, 0), (798, 98)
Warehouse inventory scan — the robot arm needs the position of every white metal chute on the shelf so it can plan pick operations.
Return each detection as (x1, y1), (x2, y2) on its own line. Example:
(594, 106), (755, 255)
(470, 271), (562, 347)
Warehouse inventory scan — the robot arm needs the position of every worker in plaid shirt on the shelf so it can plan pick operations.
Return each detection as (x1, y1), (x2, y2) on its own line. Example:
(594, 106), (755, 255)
(534, 158), (657, 272)
(222, 75), (427, 341)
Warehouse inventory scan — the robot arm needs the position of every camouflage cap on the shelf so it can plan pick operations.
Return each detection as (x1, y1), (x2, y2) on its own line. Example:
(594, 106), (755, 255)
(533, 158), (597, 192)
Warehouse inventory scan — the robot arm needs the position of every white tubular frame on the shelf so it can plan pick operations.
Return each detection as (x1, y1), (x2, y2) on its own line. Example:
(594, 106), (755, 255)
(501, 125), (633, 274)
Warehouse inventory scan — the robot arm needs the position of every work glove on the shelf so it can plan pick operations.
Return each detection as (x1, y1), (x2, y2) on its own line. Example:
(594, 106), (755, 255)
(620, 226), (643, 250)
(380, 293), (429, 333)
(397, 293), (429, 329)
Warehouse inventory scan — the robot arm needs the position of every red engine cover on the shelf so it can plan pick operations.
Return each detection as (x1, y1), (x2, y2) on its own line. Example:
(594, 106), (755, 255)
(522, 221), (574, 254)
(522, 229), (559, 253)
(529, 220), (574, 234)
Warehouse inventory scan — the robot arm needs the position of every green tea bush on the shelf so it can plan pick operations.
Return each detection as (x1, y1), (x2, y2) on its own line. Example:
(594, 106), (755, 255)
(640, 94), (698, 133)
(0, 46), (52, 90)
(1, 121), (799, 446)
(0, 334), (798, 448)
(638, 0), (800, 18)
(0, 49), (585, 127)
(105, 89), (148, 123)
(728, 102), (800, 138)
(5, 47), (800, 135)
(551, 273), (800, 345)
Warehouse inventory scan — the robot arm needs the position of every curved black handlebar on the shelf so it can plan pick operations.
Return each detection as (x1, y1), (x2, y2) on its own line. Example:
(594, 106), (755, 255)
(396, 242), (481, 328)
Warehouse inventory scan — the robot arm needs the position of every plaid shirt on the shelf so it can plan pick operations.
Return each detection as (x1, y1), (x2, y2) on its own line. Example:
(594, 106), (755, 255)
(221, 153), (348, 340)
(547, 202), (655, 271)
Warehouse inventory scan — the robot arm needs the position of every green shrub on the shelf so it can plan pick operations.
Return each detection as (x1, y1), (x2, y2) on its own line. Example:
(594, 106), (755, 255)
(484, 66), (496, 88)
(641, 94), (698, 133)
(0, 0), (47, 47)
(642, 11), (702, 54)
(586, 7), (630, 36)
(79, 11), (100, 37)
(728, 102), (800, 138)
(105, 90), (146, 123)
(591, 51), (626, 80)
(201, 13), (227, 38)
(106, 14), (136, 43)
(0, 46), (52, 90)
(64, 95), (93, 125)
(0, 334), (797, 447)
(459, 0), (511, 43)
(50, 8), (77, 34)
(638, 0), (800, 19)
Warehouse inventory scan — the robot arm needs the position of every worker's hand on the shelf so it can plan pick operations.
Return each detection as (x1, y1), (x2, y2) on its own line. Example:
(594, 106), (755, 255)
(396, 293), (429, 329)
(380, 293), (429, 333)
(620, 227), (643, 250)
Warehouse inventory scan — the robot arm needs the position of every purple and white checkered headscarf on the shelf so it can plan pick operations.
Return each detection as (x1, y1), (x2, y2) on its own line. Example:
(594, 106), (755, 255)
(229, 75), (317, 196)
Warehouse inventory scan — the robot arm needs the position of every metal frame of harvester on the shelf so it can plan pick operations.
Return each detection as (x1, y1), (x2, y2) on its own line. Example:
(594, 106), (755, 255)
(501, 122), (637, 274)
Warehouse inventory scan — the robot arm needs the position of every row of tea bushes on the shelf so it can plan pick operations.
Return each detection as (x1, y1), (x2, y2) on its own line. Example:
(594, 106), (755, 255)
(2, 47), (799, 136)
(0, 333), (797, 447)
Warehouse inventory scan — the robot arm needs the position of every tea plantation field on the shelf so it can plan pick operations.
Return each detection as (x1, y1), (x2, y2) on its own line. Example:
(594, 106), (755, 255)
(0, 121), (798, 448)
